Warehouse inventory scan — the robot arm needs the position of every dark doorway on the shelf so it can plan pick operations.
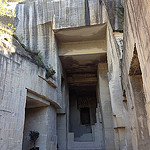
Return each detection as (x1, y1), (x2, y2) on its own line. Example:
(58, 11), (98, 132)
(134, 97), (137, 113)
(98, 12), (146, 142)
(80, 107), (90, 125)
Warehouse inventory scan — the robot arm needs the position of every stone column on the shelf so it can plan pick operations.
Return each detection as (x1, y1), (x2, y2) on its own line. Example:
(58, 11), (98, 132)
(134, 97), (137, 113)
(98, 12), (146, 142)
(98, 63), (115, 150)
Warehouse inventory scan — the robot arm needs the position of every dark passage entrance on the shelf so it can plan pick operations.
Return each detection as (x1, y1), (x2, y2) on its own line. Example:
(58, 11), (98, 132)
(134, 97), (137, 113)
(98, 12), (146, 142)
(80, 107), (90, 125)
(69, 85), (97, 141)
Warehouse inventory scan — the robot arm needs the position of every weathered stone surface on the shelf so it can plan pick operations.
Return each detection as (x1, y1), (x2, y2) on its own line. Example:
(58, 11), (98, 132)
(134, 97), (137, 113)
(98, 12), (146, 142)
(0, 34), (60, 150)
(98, 63), (115, 150)
(22, 106), (57, 150)
(122, 0), (150, 149)
(0, 0), (136, 150)
(15, 0), (122, 58)
(104, 0), (124, 30)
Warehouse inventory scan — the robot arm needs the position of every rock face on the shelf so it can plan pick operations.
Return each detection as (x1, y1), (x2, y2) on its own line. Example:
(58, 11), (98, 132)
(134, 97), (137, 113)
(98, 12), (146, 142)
(0, 33), (60, 150)
(0, 0), (138, 150)
(104, 0), (123, 30)
(122, 0), (150, 149)
(15, 0), (122, 58)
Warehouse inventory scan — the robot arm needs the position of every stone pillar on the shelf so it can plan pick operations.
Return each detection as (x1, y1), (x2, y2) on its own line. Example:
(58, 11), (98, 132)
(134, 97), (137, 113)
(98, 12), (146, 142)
(57, 114), (67, 150)
(98, 63), (115, 150)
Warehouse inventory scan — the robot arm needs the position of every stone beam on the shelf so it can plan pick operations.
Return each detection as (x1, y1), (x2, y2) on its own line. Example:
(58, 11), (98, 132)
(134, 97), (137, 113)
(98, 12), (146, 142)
(67, 73), (97, 86)
(54, 24), (107, 42)
(58, 40), (106, 56)
(26, 92), (50, 108)
(26, 88), (61, 109)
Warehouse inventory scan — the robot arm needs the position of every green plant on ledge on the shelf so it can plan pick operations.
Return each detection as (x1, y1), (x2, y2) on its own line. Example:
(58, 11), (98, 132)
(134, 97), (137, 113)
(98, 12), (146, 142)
(13, 34), (56, 79)
(45, 64), (56, 79)
(18, 42), (44, 67)
(36, 51), (43, 65)
(0, 1), (56, 79)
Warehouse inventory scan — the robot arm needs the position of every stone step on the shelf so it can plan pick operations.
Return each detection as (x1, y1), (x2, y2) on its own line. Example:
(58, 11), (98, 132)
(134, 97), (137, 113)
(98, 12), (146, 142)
(68, 148), (103, 150)
(75, 133), (93, 141)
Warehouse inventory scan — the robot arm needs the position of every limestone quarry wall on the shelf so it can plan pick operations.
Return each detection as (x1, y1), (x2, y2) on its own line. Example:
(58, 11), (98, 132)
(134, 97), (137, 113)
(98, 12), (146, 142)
(106, 22), (132, 149)
(0, 34), (60, 150)
(0, 0), (128, 150)
(97, 63), (115, 150)
(122, 0), (150, 149)
(15, 0), (122, 60)
(104, 0), (124, 30)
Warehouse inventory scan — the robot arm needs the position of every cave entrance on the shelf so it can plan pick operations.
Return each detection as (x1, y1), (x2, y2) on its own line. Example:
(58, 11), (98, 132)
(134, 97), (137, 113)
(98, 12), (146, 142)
(55, 24), (108, 149)
(69, 85), (97, 141)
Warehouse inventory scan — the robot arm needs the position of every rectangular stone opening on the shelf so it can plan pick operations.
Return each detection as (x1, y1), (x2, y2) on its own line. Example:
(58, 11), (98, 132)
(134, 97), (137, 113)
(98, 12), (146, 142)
(80, 107), (91, 125)
(22, 92), (50, 150)
(22, 107), (48, 150)
(69, 85), (97, 141)
(55, 23), (108, 148)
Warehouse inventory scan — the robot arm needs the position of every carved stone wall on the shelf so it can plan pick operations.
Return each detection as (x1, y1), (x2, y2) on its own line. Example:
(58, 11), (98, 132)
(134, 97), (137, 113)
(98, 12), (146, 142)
(0, 0), (131, 150)
(0, 33), (60, 150)
(122, 0), (150, 149)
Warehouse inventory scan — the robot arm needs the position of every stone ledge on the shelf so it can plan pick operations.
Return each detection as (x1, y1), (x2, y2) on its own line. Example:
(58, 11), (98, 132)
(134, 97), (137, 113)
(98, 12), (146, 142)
(26, 92), (50, 108)
(38, 75), (57, 88)
(26, 88), (61, 109)
(57, 108), (66, 114)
